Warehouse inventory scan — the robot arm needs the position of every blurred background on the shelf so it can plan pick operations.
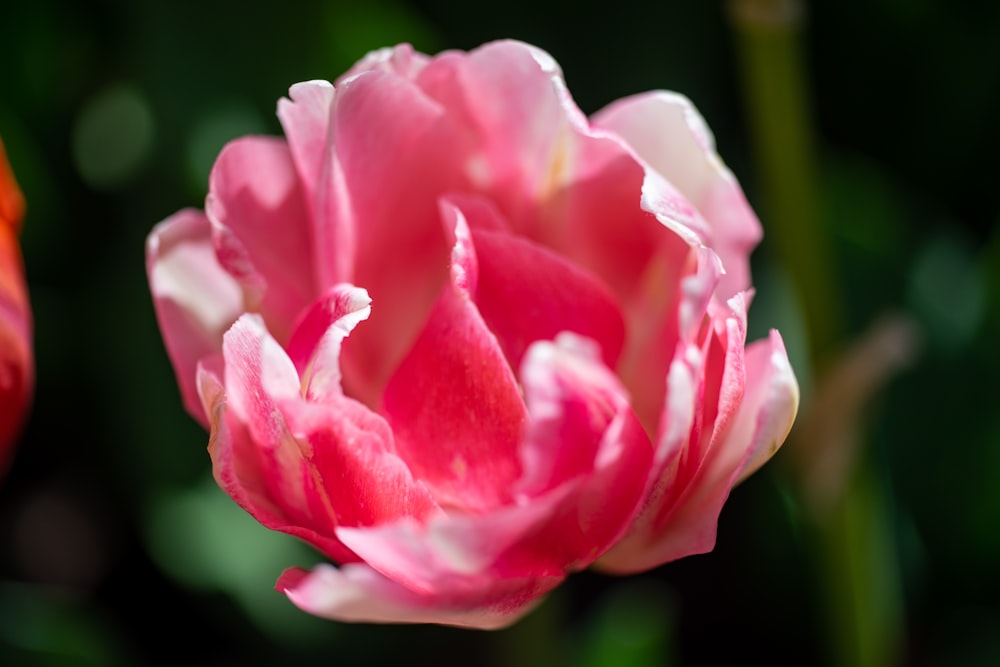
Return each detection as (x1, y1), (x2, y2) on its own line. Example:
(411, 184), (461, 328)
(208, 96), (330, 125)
(1, 0), (998, 665)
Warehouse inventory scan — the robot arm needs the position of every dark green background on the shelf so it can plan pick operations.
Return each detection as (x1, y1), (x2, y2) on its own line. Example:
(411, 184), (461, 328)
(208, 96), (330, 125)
(1, 1), (998, 665)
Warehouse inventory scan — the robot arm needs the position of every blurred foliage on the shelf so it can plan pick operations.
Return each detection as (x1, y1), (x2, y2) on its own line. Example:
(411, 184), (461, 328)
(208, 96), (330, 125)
(0, 0), (998, 665)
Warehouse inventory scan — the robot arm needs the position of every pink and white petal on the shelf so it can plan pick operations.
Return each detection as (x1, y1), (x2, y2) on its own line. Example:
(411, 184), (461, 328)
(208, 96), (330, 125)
(218, 315), (376, 556)
(200, 357), (358, 564)
(338, 43), (431, 82)
(593, 91), (762, 298)
(382, 205), (527, 512)
(617, 245), (721, 435)
(517, 334), (627, 496)
(333, 493), (573, 596)
(734, 330), (799, 482)
(508, 334), (654, 571)
(276, 80), (358, 293)
(205, 136), (315, 344)
(598, 320), (795, 574)
(278, 562), (558, 629)
(414, 40), (589, 230)
(285, 284), (372, 403)
(281, 400), (441, 529)
(276, 80), (334, 209)
(326, 69), (466, 405)
(338, 334), (654, 591)
(146, 209), (243, 425)
(532, 130), (682, 317)
(595, 341), (704, 573)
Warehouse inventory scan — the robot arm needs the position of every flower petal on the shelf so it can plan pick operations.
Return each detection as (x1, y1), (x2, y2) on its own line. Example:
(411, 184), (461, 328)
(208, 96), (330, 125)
(511, 333), (654, 570)
(593, 91), (762, 298)
(339, 43), (431, 82)
(214, 315), (346, 551)
(205, 136), (315, 344)
(599, 306), (797, 573)
(200, 350), (356, 564)
(285, 284), (372, 403)
(414, 39), (589, 226)
(0, 222), (31, 463)
(277, 563), (557, 629)
(336, 333), (652, 606)
(318, 69), (466, 406)
(277, 80), (352, 289)
(281, 400), (441, 529)
(452, 198), (625, 372)
(146, 209), (243, 425)
(734, 330), (799, 483)
(381, 203), (527, 511)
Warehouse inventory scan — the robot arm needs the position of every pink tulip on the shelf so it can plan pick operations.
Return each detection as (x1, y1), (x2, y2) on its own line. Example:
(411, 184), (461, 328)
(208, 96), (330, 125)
(147, 40), (798, 628)
(0, 137), (32, 477)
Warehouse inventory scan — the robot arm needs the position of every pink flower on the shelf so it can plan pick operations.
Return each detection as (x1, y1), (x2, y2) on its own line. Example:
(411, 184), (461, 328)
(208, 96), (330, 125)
(0, 136), (32, 477)
(147, 40), (798, 628)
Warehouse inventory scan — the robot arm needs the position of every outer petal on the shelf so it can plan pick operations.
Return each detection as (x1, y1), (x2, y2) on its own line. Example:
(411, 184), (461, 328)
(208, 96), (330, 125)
(382, 203), (527, 511)
(592, 92), (762, 298)
(339, 43), (431, 82)
(213, 314), (347, 557)
(199, 353), (356, 564)
(277, 563), (558, 629)
(205, 136), (315, 344)
(146, 209), (243, 425)
(599, 320), (798, 573)
(733, 331), (799, 483)
(0, 138), (31, 470)
(597, 294), (749, 571)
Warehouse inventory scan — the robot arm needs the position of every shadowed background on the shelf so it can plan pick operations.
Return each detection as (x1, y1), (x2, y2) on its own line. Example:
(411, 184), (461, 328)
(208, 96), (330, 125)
(1, 1), (998, 665)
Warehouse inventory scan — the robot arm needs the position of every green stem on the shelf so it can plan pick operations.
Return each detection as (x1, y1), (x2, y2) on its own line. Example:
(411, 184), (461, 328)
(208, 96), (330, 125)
(728, 0), (843, 365)
(728, 2), (902, 666)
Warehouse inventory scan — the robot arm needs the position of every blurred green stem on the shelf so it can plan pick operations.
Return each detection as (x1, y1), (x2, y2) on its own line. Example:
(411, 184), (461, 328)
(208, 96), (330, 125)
(729, 1), (902, 666)
(728, 0), (842, 363)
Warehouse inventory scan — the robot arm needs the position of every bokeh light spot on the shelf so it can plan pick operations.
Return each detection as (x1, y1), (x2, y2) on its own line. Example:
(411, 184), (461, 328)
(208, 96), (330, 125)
(72, 84), (155, 190)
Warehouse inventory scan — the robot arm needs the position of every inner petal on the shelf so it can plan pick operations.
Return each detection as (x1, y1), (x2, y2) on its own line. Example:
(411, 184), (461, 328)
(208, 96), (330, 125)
(380, 203), (527, 512)
(470, 217), (626, 373)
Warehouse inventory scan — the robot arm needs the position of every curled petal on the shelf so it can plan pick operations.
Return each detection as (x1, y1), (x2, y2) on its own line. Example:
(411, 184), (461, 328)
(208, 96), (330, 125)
(286, 284), (372, 403)
(593, 91), (762, 298)
(599, 324), (797, 573)
(200, 354), (356, 564)
(213, 314), (347, 555)
(147, 209), (242, 425)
